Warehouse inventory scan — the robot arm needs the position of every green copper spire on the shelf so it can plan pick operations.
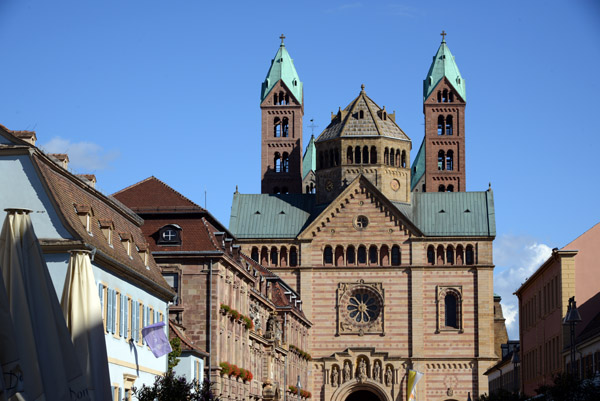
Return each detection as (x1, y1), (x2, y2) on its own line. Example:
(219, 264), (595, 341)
(302, 134), (316, 179)
(423, 31), (466, 101)
(261, 34), (303, 103)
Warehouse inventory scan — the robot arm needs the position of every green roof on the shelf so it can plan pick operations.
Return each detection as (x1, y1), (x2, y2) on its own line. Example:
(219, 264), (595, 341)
(409, 191), (495, 236)
(261, 38), (303, 103)
(410, 140), (426, 191)
(302, 135), (316, 179)
(229, 193), (320, 239)
(423, 39), (466, 101)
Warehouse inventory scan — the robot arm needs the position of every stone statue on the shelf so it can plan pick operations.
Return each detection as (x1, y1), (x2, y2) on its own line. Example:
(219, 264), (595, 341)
(331, 367), (339, 387)
(385, 366), (393, 386)
(357, 359), (367, 382)
(343, 361), (351, 383)
(373, 362), (381, 382)
(250, 304), (262, 331)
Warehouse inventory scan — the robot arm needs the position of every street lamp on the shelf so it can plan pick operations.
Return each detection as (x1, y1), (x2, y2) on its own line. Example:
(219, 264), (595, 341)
(511, 346), (520, 394)
(562, 296), (582, 378)
(296, 375), (302, 394)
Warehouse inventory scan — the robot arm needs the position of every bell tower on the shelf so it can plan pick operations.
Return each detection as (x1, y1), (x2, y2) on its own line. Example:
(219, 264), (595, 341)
(260, 35), (304, 194)
(419, 31), (466, 192)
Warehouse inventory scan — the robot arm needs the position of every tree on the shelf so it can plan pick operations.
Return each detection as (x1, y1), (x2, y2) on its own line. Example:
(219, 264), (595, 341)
(534, 373), (600, 401)
(168, 337), (182, 371)
(479, 389), (526, 401)
(132, 370), (219, 401)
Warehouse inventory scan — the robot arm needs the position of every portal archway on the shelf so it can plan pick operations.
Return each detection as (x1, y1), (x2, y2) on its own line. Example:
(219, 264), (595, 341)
(345, 389), (381, 401)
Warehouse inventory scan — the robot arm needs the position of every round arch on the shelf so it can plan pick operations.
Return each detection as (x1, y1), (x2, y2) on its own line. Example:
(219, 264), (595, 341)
(331, 380), (390, 401)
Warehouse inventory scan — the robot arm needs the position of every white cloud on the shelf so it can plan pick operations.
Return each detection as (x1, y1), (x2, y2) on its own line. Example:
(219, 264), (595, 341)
(493, 234), (552, 340)
(40, 137), (120, 172)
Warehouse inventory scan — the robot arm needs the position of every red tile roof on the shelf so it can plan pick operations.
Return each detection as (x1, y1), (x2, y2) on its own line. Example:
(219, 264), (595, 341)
(169, 320), (208, 357)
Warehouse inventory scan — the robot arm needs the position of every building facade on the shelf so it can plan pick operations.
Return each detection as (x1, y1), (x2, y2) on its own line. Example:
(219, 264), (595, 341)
(0, 125), (174, 400)
(515, 222), (600, 396)
(228, 36), (499, 401)
(114, 177), (313, 401)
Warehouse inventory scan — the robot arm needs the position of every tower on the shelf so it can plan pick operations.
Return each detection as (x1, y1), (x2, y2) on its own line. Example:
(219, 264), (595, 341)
(260, 35), (304, 194)
(412, 32), (466, 193)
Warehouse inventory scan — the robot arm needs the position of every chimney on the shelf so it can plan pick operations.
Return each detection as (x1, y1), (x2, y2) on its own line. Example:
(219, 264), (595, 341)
(49, 153), (69, 169)
(14, 131), (37, 146)
(77, 174), (96, 188)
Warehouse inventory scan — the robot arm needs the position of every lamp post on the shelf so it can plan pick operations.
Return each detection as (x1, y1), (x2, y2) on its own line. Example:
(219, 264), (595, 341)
(296, 375), (302, 398)
(511, 346), (520, 395)
(562, 296), (582, 378)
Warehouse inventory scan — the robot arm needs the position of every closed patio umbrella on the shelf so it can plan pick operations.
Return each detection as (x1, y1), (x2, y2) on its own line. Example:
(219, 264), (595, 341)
(0, 262), (22, 400)
(0, 209), (89, 401)
(61, 250), (111, 401)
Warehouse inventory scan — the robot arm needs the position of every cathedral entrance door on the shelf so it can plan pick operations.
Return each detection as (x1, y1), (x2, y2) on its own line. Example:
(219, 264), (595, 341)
(344, 389), (381, 401)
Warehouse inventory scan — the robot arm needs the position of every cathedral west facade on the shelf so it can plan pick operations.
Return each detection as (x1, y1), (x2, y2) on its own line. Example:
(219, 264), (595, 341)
(229, 34), (499, 401)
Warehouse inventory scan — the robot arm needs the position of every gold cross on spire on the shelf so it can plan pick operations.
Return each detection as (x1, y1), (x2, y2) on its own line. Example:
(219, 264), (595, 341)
(280, 34), (286, 46)
(440, 30), (447, 42)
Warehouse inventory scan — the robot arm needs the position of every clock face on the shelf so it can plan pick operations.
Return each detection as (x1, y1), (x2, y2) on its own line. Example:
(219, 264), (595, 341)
(390, 179), (400, 192)
(326, 180), (334, 192)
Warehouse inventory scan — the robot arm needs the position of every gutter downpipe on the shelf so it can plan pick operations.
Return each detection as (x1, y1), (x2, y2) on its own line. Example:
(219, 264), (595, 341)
(208, 259), (213, 383)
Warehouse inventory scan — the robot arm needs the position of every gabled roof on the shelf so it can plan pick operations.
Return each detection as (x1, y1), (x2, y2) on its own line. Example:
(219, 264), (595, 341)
(260, 38), (303, 103)
(410, 140), (426, 191)
(112, 176), (205, 213)
(302, 135), (316, 179)
(423, 39), (466, 101)
(316, 86), (410, 142)
(229, 193), (320, 239)
(169, 320), (208, 357)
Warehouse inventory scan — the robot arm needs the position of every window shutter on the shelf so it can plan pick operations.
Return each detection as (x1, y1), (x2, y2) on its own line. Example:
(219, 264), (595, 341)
(98, 284), (104, 321)
(111, 290), (117, 334)
(106, 289), (113, 332)
(123, 297), (129, 339)
(119, 294), (124, 337)
(118, 387), (122, 401)
(134, 301), (139, 342)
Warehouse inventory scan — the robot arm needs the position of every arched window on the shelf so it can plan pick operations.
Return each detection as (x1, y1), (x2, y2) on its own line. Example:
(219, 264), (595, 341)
(438, 150), (445, 170)
(442, 89), (448, 103)
(389, 148), (395, 166)
(290, 247), (298, 266)
(370, 146), (377, 164)
(446, 246), (454, 265)
(305, 185), (309, 193)
(346, 246), (356, 265)
(380, 245), (389, 266)
(449, 92), (454, 102)
(335, 246), (344, 266)
(274, 117), (281, 137)
(437, 245), (445, 265)
(445, 293), (458, 328)
(357, 246), (367, 265)
(282, 152), (289, 172)
(261, 247), (268, 265)
(362, 146), (369, 164)
(347, 147), (353, 164)
(447, 184), (454, 192)
(279, 91), (285, 105)
(324, 150), (330, 168)
(355, 146), (361, 164)
(401, 150), (406, 168)
(359, 110), (364, 119)
(438, 185), (445, 192)
(384, 148), (389, 165)
(274, 152), (282, 172)
(251, 247), (259, 262)
(446, 150), (454, 171)
(427, 245), (435, 265)
(466, 245), (475, 265)
(437, 91), (442, 103)
(437, 115), (444, 135)
(270, 247), (278, 266)
(285, 93), (290, 104)
(456, 245), (464, 265)
(282, 117), (289, 137)
(323, 246), (333, 265)
(334, 149), (340, 166)
(369, 245), (378, 265)
(318, 151), (323, 169)
(281, 187), (288, 194)
(395, 149), (400, 166)
(280, 247), (288, 267)
(391, 245), (401, 266)
(329, 149), (334, 168)
(446, 115), (453, 135)
(274, 93), (278, 104)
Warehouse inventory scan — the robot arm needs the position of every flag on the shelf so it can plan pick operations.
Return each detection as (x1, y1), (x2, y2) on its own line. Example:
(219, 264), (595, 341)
(141, 321), (172, 358)
(407, 370), (424, 401)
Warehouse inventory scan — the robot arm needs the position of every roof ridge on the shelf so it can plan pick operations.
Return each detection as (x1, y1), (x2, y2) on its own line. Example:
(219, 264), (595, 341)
(200, 217), (220, 251)
(113, 176), (204, 210)
(362, 92), (383, 136)
(111, 176), (156, 196)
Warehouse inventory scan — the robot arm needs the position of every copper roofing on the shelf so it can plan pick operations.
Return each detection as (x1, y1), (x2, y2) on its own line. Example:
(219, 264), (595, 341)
(316, 87), (410, 142)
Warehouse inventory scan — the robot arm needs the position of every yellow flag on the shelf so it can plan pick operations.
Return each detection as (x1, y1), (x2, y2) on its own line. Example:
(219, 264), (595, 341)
(407, 370), (424, 401)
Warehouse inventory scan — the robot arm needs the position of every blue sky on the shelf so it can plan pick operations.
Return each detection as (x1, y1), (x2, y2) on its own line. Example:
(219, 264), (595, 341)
(1, 0), (599, 339)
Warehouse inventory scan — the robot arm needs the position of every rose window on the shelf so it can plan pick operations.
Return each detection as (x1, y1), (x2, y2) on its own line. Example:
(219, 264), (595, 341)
(347, 292), (380, 323)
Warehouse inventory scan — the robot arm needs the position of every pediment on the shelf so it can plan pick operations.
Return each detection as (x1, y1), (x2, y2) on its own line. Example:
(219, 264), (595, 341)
(425, 77), (465, 104)
(298, 175), (422, 241)
(261, 80), (302, 107)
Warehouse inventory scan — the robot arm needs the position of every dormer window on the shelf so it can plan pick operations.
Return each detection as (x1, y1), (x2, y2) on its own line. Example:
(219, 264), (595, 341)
(119, 233), (133, 258)
(98, 219), (114, 247)
(74, 204), (93, 235)
(157, 224), (182, 245)
(137, 244), (150, 267)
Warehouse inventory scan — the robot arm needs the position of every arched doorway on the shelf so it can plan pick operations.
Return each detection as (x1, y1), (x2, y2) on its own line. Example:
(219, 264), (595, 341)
(345, 389), (381, 401)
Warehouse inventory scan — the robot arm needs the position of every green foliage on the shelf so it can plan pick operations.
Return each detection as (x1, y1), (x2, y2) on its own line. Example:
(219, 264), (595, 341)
(132, 371), (219, 401)
(479, 389), (526, 401)
(168, 337), (182, 371)
(534, 372), (600, 401)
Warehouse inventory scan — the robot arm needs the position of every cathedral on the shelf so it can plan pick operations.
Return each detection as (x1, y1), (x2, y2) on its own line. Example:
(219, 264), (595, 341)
(229, 34), (498, 401)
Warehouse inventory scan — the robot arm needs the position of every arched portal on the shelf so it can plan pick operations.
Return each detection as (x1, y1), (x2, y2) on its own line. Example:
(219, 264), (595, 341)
(345, 389), (381, 401)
